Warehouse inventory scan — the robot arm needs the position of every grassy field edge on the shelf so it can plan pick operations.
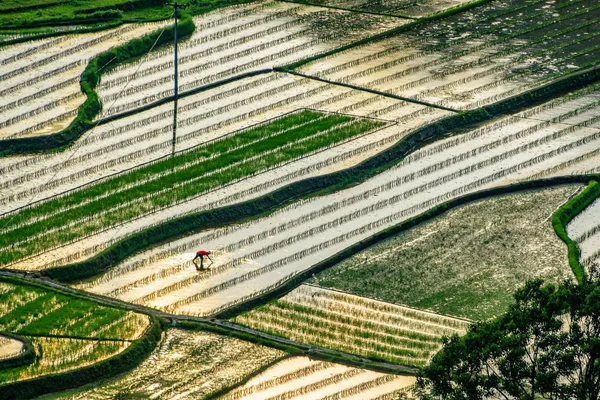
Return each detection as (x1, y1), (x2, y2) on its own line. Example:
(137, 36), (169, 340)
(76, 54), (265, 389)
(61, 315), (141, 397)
(0, 14), (195, 157)
(552, 180), (600, 284)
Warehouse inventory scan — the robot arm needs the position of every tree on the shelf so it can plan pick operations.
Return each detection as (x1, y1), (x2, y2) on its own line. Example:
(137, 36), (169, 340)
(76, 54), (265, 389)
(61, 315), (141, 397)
(559, 280), (600, 399)
(415, 279), (600, 400)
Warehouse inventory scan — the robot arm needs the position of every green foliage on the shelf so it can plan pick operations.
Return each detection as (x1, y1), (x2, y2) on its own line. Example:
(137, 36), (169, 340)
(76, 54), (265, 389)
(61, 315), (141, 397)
(552, 181), (600, 284)
(0, 0), (170, 28)
(416, 279), (600, 400)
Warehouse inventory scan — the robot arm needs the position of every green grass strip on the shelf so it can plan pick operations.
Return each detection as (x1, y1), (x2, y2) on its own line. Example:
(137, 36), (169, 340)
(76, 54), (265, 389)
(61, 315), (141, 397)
(552, 180), (600, 284)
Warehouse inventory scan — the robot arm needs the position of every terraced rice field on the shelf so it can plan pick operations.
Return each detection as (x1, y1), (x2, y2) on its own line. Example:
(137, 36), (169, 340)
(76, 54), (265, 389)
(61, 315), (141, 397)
(0, 336), (130, 384)
(71, 83), (600, 316)
(219, 356), (415, 400)
(0, 280), (149, 340)
(0, 110), (386, 266)
(301, 0), (600, 110)
(0, 74), (449, 271)
(569, 198), (600, 276)
(234, 285), (469, 366)
(0, 22), (165, 139)
(50, 329), (285, 400)
(95, 0), (407, 117)
(2, 0), (600, 396)
(313, 186), (578, 320)
(0, 278), (149, 383)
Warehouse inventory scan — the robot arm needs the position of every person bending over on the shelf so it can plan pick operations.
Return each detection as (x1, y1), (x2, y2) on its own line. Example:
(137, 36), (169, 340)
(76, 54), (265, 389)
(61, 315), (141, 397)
(192, 250), (213, 270)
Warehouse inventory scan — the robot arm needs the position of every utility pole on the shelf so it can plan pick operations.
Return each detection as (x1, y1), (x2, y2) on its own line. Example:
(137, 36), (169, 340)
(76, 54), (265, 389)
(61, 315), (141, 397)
(167, 2), (184, 157)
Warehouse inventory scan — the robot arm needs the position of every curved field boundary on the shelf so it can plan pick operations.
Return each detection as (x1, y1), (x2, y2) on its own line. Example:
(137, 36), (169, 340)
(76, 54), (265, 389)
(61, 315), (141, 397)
(0, 314), (162, 400)
(0, 15), (195, 157)
(0, 332), (35, 371)
(552, 181), (600, 284)
(32, 65), (600, 282)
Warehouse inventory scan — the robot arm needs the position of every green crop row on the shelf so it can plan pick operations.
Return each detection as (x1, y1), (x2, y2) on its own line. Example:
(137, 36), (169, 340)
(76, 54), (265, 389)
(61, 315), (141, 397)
(0, 337), (128, 384)
(237, 309), (431, 363)
(263, 300), (442, 343)
(0, 279), (139, 340)
(1, 114), (384, 265)
(0, 316), (162, 400)
(238, 305), (439, 354)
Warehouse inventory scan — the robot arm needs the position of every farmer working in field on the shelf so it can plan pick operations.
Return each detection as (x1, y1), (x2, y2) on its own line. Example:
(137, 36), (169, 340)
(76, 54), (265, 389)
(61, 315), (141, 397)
(192, 250), (213, 270)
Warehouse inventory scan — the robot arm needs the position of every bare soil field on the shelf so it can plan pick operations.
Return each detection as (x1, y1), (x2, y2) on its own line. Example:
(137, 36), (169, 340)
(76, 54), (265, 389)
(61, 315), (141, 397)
(312, 186), (578, 320)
